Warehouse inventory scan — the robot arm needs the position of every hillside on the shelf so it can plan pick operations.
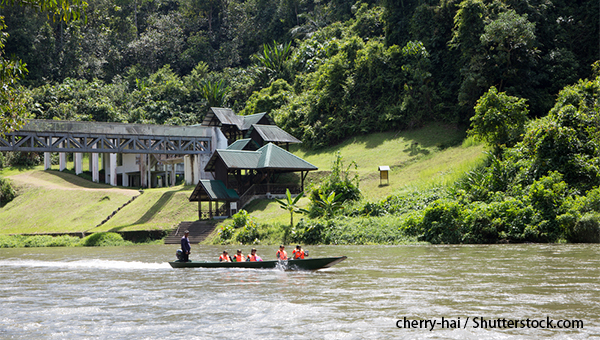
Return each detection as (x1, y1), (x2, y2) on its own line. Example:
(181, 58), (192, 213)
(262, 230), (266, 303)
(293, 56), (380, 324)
(0, 125), (485, 234)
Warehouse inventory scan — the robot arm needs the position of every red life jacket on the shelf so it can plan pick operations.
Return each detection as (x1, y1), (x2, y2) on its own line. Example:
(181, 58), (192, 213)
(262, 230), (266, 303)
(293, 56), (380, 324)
(293, 249), (305, 259)
(277, 250), (288, 260)
(234, 254), (243, 262)
(219, 254), (231, 262)
(247, 254), (257, 262)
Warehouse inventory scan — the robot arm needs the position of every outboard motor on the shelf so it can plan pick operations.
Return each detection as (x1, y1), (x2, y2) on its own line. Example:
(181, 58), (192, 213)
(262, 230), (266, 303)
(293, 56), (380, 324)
(176, 249), (183, 261)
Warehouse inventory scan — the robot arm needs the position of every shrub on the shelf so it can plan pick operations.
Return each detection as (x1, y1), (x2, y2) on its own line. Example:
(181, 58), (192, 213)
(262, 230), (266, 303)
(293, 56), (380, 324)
(568, 213), (600, 243)
(0, 176), (16, 207)
(235, 222), (260, 244)
(0, 235), (82, 248)
(82, 232), (131, 247)
(310, 152), (360, 217)
(218, 225), (234, 243)
(231, 210), (253, 229)
(291, 219), (330, 245)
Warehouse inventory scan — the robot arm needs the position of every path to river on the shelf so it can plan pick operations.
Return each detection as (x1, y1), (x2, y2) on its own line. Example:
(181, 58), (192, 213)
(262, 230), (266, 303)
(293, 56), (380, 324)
(1, 244), (598, 339)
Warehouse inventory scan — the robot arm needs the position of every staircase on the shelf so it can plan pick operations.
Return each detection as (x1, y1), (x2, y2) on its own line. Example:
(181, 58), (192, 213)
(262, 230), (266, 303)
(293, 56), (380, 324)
(164, 221), (216, 244)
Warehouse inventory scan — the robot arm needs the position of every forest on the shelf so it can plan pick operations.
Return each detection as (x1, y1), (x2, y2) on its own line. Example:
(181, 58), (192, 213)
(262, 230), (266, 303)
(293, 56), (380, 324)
(1, 0), (600, 244)
(1, 0), (598, 146)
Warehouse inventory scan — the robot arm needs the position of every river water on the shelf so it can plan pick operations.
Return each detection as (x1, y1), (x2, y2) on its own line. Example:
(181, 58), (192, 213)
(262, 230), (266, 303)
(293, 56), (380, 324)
(0, 244), (598, 339)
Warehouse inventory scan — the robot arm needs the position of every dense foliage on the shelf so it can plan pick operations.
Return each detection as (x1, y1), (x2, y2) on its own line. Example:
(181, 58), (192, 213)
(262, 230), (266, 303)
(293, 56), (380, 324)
(0, 0), (597, 146)
(370, 76), (600, 244)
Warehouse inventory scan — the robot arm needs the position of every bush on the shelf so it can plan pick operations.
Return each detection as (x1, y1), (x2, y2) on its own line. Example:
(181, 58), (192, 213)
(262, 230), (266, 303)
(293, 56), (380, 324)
(82, 232), (131, 247)
(309, 152), (360, 217)
(3, 152), (43, 167)
(568, 213), (600, 243)
(235, 223), (260, 244)
(218, 225), (234, 243)
(0, 177), (16, 207)
(231, 210), (253, 229)
(291, 219), (330, 245)
(0, 235), (82, 248)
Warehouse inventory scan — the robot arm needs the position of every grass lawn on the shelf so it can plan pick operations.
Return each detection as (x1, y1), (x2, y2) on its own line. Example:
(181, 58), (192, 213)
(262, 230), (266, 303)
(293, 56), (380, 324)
(292, 123), (485, 200)
(0, 170), (139, 233)
(92, 185), (199, 232)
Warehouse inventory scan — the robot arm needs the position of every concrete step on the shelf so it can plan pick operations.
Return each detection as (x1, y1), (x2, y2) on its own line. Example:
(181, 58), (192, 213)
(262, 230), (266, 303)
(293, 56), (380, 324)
(164, 221), (216, 244)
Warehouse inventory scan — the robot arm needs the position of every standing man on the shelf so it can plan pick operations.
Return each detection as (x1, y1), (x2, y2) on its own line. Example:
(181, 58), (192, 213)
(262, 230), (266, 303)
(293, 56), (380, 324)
(181, 230), (191, 262)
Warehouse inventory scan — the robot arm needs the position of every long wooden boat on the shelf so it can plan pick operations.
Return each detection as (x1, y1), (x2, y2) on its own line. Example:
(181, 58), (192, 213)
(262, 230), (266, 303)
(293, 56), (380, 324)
(168, 256), (347, 270)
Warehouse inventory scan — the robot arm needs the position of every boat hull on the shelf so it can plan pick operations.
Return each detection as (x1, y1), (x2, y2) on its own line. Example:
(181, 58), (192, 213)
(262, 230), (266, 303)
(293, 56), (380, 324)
(168, 256), (347, 271)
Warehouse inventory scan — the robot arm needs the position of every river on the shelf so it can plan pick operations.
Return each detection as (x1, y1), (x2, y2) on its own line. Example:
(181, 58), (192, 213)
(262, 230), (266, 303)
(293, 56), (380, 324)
(0, 244), (598, 339)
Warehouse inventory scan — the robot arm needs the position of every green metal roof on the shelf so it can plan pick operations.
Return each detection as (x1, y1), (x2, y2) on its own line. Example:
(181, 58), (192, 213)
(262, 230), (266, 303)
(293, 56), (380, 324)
(189, 180), (240, 202)
(255, 143), (316, 170)
(226, 138), (260, 151)
(201, 108), (274, 131)
(241, 113), (273, 130)
(246, 124), (301, 144)
(205, 143), (317, 172)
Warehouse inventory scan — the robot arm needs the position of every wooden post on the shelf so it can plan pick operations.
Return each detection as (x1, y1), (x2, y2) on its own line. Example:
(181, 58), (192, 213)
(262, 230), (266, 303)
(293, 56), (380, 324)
(198, 200), (202, 220)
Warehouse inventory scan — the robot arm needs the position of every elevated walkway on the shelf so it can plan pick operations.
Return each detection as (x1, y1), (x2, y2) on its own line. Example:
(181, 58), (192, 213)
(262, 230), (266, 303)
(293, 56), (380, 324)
(164, 221), (216, 244)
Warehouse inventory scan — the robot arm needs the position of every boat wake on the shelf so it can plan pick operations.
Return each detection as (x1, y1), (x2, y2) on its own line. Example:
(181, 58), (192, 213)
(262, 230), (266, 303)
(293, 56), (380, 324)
(0, 259), (171, 270)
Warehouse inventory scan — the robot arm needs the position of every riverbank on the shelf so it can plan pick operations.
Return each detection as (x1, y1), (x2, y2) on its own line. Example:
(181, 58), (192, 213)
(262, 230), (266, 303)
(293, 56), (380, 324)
(0, 232), (165, 248)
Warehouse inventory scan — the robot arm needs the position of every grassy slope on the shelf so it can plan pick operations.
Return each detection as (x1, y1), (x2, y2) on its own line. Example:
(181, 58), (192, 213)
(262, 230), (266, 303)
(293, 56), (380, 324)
(90, 185), (199, 232)
(294, 123), (484, 200)
(0, 170), (139, 233)
(0, 124), (486, 234)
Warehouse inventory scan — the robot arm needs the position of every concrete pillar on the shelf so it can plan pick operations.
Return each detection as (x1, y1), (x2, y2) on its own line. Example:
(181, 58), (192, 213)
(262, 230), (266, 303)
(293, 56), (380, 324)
(44, 152), (52, 170)
(147, 154), (152, 188)
(104, 154), (110, 184)
(59, 151), (66, 171)
(192, 155), (200, 186)
(74, 153), (82, 174)
(139, 154), (146, 188)
(123, 173), (129, 187)
(109, 153), (117, 186)
(184, 155), (193, 185)
(91, 149), (99, 183)
(171, 164), (176, 186)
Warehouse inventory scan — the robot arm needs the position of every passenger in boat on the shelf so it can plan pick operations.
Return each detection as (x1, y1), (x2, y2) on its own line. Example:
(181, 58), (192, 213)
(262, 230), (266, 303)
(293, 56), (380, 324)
(246, 248), (262, 261)
(180, 230), (191, 262)
(233, 249), (244, 262)
(219, 250), (232, 262)
(292, 245), (305, 260)
(276, 245), (288, 260)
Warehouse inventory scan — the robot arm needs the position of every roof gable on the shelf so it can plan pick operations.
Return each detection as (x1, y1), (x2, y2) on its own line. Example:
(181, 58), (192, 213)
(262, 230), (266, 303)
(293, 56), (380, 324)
(189, 180), (240, 201)
(256, 143), (317, 170)
(247, 124), (301, 144)
(205, 143), (317, 172)
(226, 138), (260, 151)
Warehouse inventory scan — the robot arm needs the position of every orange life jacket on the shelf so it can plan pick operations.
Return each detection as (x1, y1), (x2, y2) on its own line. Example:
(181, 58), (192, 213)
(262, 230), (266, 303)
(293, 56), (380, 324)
(234, 254), (244, 262)
(277, 250), (288, 260)
(219, 254), (231, 262)
(247, 254), (257, 262)
(293, 249), (305, 259)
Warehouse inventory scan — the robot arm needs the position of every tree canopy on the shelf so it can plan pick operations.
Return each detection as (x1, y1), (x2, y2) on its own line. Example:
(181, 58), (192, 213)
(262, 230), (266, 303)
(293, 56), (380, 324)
(0, 0), (597, 144)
